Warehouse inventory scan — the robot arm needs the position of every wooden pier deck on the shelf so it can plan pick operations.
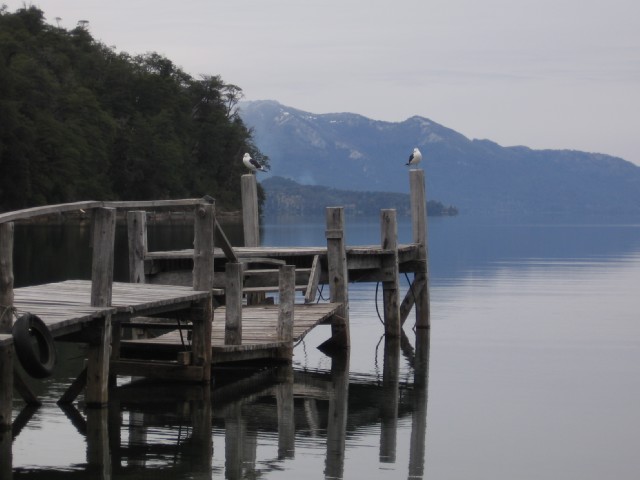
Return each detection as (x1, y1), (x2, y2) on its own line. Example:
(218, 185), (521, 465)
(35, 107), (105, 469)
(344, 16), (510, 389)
(121, 302), (341, 364)
(2, 169), (430, 431)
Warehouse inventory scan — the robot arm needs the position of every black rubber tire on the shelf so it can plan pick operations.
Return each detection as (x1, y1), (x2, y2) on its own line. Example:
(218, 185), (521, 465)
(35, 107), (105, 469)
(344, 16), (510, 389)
(12, 313), (57, 379)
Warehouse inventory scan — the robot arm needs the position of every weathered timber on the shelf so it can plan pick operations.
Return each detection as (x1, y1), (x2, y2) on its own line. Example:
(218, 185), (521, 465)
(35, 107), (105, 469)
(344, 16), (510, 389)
(86, 207), (116, 408)
(241, 174), (260, 249)
(277, 265), (295, 344)
(410, 169), (430, 329)
(127, 211), (147, 284)
(304, 255), (322, 304)
(192, 203), (214, 381)
(380, 210), (400, 337)
(325, 207), (350, 348)
(0, 223), (14, 334)
(225, 262), (243, 345)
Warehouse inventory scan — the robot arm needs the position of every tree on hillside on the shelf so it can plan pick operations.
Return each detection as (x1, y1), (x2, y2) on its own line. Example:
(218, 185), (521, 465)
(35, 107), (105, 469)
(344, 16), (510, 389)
(0, 6), (268, 211)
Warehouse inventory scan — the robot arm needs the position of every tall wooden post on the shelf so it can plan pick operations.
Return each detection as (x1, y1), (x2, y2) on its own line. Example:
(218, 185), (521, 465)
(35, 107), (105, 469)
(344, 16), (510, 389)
(380, 209), (400, 337)
(410, 169), (430, 329)
(86, 208), (116, 408)
(0, 222), (14, 334)
(241, 174), (260, 248)
(127, 211), (147, 284)
(225, 262), (243, 345)
(192, 203), (214, 381)
(241, 174), (264, 305)
(325, 207), (350, 348)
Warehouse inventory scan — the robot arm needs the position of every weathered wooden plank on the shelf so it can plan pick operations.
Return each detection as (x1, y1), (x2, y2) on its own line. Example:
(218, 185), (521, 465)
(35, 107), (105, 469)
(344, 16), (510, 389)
(278, 265), (295, 343)
(225, 262), (243, 345)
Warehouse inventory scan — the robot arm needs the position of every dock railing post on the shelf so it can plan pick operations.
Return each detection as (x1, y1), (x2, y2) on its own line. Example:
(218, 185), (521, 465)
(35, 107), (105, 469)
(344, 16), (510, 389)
(380, 209), (401, 337)
(225, 262), (243, 345)
(0, 222), (14, 334)
(192, 202), (214, 381)
(277, 265), (295, 344)
(241, 174), (264, 305)
(86, 207), (116, 408)
(409, 169), (430, 329)
(127, 211), (147, 284)
(325, 207), (350, 348)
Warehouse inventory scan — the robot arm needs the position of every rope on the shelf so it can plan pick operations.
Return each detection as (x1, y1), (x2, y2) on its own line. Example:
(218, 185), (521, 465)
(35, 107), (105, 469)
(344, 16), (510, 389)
(374, 282), (384, 325)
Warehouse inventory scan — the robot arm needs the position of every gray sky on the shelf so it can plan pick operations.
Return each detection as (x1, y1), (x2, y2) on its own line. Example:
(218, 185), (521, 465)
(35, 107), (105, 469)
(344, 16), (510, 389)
(6, 0), (640, 164)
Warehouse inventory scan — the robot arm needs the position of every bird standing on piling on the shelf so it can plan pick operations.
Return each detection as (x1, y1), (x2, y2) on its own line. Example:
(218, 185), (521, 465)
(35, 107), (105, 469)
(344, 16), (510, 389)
(406, 147), (422, 166)
(243, 153), (266, 173)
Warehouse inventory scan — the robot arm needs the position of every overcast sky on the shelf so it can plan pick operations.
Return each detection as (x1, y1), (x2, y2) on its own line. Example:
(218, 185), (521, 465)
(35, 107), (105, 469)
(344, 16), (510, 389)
(5, 0), (640, 164)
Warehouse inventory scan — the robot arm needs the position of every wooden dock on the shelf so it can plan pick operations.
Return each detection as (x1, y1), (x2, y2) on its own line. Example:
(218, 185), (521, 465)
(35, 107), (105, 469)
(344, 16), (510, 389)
(0, 169), (430, 431)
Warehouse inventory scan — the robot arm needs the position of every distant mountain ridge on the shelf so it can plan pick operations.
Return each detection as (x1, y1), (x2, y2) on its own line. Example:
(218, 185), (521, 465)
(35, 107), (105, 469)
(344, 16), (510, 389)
(261, 176), (458, 218)
(239, 100), (640, 214)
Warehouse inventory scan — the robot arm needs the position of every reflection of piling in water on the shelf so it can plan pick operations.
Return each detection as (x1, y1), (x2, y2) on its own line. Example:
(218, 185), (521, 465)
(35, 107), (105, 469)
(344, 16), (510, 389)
(380, 336), (401, 462)
(0, 427), (11, 480)
(86, 408), (111, 478)
(277, 364), (295, 460)
(325, 351), (350, 479)
(409, 329), (430, 479)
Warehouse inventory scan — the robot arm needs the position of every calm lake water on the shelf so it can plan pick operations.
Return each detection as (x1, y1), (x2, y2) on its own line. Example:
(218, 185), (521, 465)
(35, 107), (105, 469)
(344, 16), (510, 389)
(5, 213), (640, 479)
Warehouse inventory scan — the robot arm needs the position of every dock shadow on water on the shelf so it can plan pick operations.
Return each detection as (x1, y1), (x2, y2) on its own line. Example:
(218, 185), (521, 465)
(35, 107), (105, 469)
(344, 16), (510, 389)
(6, 330), (430, 480)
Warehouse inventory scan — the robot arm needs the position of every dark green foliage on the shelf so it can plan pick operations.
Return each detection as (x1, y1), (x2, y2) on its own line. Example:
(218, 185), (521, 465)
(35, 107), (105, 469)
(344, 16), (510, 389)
(0, 6), (267, 211)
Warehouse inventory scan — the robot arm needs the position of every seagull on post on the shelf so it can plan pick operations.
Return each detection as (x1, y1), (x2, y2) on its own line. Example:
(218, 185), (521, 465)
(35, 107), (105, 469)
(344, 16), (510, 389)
(406, 147), (422, 166)
(243, 153), (266, 173)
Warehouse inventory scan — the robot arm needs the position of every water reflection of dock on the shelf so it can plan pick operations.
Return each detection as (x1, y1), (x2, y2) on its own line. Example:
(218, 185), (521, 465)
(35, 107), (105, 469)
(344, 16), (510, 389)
(3, 331), (430, 479)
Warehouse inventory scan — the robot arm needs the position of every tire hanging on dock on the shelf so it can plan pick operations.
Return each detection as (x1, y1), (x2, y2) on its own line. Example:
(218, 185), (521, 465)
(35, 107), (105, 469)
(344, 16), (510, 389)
(12, 313), (57, 379)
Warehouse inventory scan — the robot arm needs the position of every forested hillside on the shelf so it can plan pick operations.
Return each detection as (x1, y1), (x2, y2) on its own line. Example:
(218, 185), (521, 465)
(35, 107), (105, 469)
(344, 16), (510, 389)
(0, 6), (267, 212)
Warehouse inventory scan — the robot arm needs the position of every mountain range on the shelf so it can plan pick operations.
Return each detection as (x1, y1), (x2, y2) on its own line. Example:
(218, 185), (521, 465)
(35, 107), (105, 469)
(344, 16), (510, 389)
(239, 100), (640, 215)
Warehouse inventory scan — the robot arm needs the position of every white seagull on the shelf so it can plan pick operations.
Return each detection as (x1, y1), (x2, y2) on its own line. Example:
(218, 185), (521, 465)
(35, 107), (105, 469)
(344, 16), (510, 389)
(406, 147), (422, 166)
(243, 153), (266, 173)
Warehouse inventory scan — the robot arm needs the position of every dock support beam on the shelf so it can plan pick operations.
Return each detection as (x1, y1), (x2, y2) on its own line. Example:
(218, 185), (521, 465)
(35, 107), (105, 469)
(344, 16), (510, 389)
(325, 207), (350, 349)
(86, 207), (116, 408)
(380, 209), (400, 337)
(192, 202), (214, 381)
(410, 169), (430, 329)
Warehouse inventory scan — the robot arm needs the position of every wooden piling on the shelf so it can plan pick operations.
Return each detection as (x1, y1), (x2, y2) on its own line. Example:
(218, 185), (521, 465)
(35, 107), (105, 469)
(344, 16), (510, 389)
(225, 262), (243, 345)
(241, 174), (264, 306)
(0, 342), (13, 429)
(380, 209), (401, 337)
(192, 203), (214, 381)
(0, 222), (14, 334)
(325, 351), (349, 479)
(325, 207), (350, 348)
(86, 208), (116, 408)
(409, 169), (430, 329)
(277, 265), (295, 344)
(127, 211), (147, 284)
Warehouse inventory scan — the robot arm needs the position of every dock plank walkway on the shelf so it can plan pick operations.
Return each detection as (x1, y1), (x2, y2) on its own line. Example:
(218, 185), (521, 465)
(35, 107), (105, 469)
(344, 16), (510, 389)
(12, 280), (210, 337)
(121, 302), (341, 363)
